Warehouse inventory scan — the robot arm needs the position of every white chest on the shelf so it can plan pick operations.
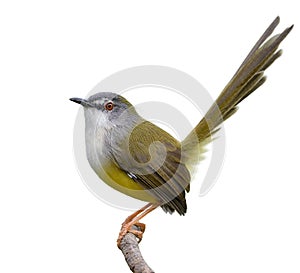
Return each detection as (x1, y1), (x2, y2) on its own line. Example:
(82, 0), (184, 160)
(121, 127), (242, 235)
(84, 109), (113, 173)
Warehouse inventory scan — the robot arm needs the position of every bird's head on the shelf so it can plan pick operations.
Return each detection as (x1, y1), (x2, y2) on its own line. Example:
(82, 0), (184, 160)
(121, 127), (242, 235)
(70, 92), (141, 130)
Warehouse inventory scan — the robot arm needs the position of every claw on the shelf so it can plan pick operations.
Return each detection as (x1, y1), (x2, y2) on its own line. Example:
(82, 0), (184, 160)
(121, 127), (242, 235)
(128, 229), (144, 243)
(117, 222), (146, 248)
(116, 203), (159, 249)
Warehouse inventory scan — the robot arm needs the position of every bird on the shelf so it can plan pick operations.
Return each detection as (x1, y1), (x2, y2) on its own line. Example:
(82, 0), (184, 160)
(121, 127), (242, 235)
(70, 17), (293, 248)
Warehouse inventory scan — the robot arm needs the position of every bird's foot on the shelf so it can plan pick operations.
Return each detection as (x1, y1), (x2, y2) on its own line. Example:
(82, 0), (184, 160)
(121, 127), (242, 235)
(117, 222), (146, 249)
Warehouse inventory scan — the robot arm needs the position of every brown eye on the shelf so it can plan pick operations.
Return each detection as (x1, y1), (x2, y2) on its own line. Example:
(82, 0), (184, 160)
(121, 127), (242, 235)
(105, 102), (114, 111)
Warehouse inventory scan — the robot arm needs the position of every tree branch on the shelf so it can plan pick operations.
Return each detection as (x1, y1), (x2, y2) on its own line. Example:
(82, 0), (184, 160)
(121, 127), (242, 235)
(119, 225), (155, 273)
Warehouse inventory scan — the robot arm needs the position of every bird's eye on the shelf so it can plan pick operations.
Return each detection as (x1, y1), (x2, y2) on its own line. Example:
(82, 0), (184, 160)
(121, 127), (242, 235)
(105, 102), (114, 111)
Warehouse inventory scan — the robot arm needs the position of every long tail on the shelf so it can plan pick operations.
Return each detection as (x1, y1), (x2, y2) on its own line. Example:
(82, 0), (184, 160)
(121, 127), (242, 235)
(182, 17), (293, 155)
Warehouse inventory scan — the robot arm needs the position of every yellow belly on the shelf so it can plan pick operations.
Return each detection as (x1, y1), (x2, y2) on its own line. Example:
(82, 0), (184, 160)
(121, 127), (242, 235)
(94, 160), (158, 203)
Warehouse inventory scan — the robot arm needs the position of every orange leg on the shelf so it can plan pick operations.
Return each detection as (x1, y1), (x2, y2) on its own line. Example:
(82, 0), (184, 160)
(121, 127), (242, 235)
(117, 203), (159, 248)
(121, 203), (153, 225)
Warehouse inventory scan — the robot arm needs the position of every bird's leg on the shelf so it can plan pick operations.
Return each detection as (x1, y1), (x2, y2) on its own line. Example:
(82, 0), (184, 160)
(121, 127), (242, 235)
(118, 203), (152, 246)
(121, 203), (153, 226)
(117, 203), (159, 248)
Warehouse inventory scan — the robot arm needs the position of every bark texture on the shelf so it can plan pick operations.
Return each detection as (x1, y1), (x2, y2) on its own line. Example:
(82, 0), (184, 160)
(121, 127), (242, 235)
(119, 226), (154, 273)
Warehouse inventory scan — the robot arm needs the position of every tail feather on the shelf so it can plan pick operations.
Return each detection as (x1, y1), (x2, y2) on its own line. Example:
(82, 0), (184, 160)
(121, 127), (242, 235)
(182, 17), (293, 153)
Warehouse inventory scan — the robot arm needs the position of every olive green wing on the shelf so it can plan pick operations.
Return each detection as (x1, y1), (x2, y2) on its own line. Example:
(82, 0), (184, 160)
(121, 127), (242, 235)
(112, 121), (191, 215)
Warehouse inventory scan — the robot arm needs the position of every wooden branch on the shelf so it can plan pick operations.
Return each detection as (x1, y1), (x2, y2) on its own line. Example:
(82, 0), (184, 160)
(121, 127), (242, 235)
(119, 225), (155, 273)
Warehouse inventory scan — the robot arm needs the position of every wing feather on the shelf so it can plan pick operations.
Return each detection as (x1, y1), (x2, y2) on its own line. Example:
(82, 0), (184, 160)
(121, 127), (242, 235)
(112, 120), (190, 215)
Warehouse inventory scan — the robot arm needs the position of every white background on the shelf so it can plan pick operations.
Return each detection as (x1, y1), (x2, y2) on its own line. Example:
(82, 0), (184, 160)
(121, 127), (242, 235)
(0, 1), (299, 272)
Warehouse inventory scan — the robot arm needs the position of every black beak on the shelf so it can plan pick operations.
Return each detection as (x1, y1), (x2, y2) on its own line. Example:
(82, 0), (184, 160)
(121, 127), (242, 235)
(69, 97), (92, 107)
